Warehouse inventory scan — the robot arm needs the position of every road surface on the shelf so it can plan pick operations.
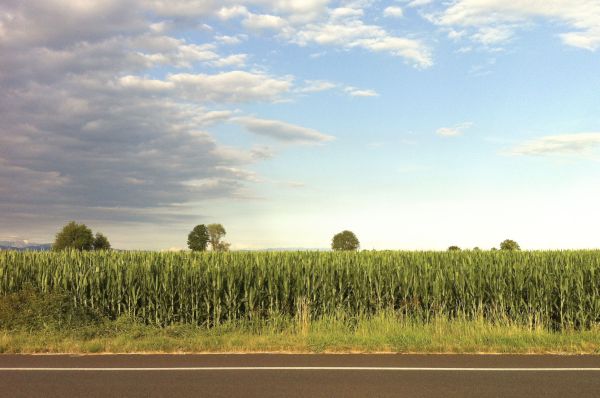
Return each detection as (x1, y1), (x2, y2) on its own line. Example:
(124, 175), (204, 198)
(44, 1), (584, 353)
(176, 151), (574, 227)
(1, 354), (600, 397)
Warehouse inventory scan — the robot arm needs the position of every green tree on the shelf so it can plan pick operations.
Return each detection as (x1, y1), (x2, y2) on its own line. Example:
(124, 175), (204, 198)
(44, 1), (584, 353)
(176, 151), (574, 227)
(216, 241), (231, 252)
(187, 224), (209, 251)
(331, 230), (360, 251)
(207, 223), (230, 251)
(448, 246), (461, 251)
(53, 221), (94, 251)
(500, 239), (520, 251)
(93, 233), (111, 250)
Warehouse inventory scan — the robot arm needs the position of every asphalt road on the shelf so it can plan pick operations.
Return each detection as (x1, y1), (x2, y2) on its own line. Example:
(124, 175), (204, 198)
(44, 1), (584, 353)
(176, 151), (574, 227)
(2, 354), (600, 397)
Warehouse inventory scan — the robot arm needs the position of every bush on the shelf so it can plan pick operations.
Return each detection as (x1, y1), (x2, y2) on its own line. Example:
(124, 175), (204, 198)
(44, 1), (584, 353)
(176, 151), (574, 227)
(0, 286), (104, 332)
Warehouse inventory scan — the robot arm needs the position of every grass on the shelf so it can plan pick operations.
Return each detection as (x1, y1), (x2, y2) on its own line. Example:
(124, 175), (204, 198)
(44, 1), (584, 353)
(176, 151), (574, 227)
(2, 312), (600, 354)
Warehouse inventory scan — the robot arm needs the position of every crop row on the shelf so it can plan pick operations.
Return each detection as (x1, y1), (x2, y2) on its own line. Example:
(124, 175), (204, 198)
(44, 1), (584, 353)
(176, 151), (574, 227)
(2, 250), (600, 329)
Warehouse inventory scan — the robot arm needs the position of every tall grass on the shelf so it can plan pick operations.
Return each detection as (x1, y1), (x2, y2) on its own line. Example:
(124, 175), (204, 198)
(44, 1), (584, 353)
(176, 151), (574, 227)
(2, 250), (600, 330)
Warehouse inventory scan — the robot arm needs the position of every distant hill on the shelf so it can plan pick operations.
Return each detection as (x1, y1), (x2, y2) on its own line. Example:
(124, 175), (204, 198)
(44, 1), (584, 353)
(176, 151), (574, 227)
(0, 240), (52, 251)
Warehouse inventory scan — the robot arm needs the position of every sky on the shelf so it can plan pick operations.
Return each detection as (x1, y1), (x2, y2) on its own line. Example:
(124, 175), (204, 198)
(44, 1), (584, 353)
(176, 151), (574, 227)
(1, 0), (600, 250)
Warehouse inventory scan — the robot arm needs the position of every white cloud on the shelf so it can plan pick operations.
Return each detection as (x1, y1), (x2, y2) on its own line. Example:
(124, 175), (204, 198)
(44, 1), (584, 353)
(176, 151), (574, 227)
(168, 42), (221, 68)
(561, 31), (600, 51)
(134, 1), (432, 68)
(510, 132), (600, 156)
(471, 26), (514, 45)
(298, 81), (378, 97)
(235, 116), (334, 143)
(0, 0), (433, 68)
(407, 0), (433, 7)
(119, 75), (174, 92)
(298, 80), (337, 93)
(217, 5), (249, 20)
(292, 13), (432, 67)
(167, 71), (293, 102)
(243, 13), (289, 30)
(436, 122), (473, 137)
(330, 7), (364, 20)
(351, 36), (432, 67)
(435, 0), (600, 51)
(383, 6), (404, 18)
(207, 53), (247, 67)
(344, 87), (379, 97)
(214, 34), (247, 45)
(216, 0), (331, 23)
(447, 29), (466, 40)
(293, 19), (379, 46)
(118, 71), (292, 102)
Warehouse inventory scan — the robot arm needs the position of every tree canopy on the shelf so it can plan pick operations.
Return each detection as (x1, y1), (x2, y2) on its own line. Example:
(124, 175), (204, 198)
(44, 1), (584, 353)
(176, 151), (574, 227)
(448, 246), (461, 251)
(331, 230), (360, 251)
(500, 239), (520, 251)
(53, 221), (94, 251)
(207, 223), (230, 252)
(93, 233), (111, 250)
(187, 224), (209, 251)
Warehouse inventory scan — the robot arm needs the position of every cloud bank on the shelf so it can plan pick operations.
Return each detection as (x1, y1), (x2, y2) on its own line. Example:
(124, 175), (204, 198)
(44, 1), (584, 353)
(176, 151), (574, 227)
(433, 0), (600, 50)
(511, 132), (600, 156)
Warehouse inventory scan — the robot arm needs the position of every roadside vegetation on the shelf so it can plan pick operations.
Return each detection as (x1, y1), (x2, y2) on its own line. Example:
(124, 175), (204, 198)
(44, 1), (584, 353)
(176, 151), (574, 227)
(3, 225), (597, 353)
(1, 289), (600, 354)
(2, 249), (600, 353)
(3, 250), (598, 330)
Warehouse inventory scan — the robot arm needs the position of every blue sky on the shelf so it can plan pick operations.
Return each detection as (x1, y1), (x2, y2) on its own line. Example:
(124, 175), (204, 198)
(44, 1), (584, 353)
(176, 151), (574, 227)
(1, 0), (600, 250)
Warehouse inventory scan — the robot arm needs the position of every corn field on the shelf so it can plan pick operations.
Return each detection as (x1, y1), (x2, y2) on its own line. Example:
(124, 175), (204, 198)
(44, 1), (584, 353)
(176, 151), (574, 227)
(2, 250), (600, 330)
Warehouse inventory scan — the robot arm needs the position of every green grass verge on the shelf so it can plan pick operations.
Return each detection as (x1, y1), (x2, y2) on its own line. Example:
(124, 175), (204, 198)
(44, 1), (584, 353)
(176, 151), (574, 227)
(2, 315), (600, 354)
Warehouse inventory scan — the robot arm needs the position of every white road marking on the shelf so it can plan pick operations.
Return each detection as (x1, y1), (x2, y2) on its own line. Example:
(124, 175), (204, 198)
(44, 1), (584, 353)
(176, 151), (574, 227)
(1, 367), (600, 371)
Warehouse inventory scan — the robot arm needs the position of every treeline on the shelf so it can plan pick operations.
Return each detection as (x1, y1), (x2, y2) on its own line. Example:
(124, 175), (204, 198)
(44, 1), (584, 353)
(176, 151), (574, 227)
(50, 221), (232, 252)
(448, 239), (521, 252)
(49, 222), (521, 252)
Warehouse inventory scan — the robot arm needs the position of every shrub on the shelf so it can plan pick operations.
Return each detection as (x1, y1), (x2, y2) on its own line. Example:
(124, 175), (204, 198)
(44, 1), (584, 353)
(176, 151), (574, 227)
(0, 286), (104, 332)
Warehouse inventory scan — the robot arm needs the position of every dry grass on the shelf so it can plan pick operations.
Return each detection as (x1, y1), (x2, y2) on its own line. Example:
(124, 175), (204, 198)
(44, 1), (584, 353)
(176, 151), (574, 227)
(2, 314), (600, 354)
